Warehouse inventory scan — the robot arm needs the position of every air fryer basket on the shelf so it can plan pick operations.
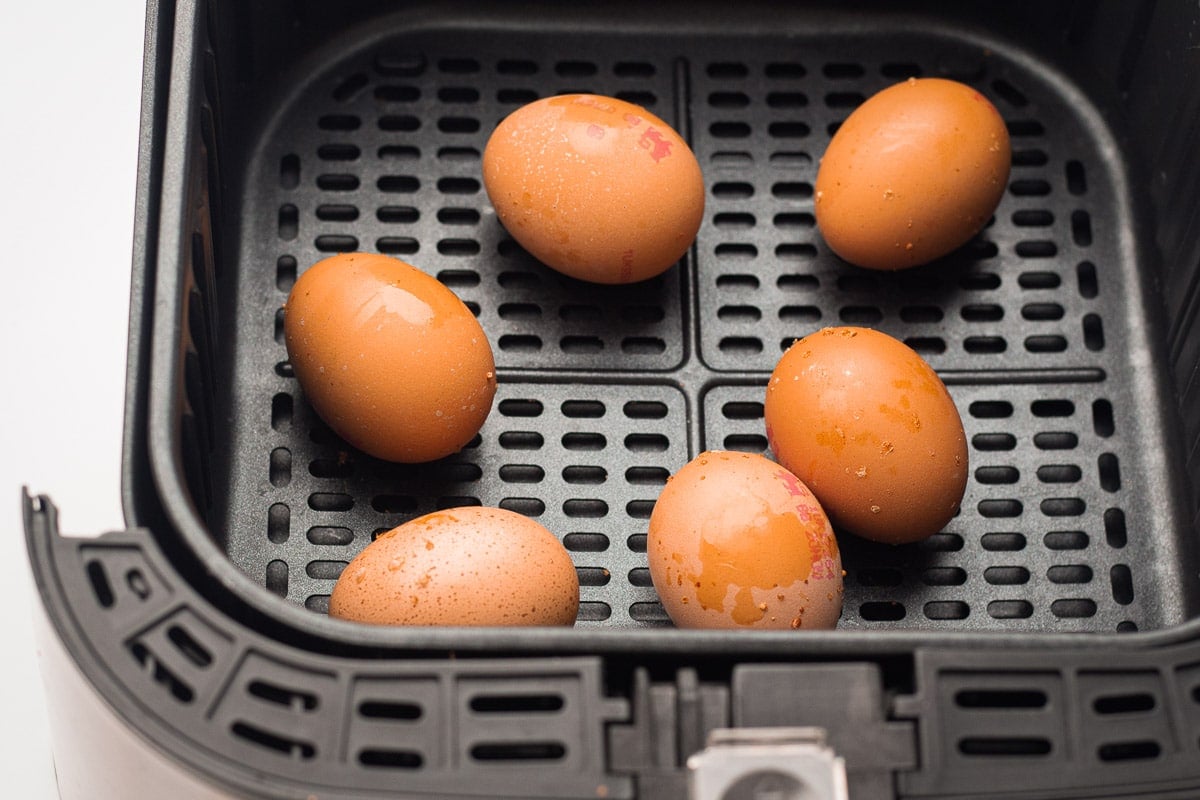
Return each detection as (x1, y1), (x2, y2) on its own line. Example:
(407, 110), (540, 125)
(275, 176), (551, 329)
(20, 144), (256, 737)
(25, 1), (1200, 798)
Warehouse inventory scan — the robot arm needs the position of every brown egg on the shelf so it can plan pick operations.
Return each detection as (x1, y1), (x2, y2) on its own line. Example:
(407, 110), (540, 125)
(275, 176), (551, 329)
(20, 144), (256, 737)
(647, 451), (843, 630)
(764, 327), (968, 544)
(283, 252), (496, 463)
(815, 77), (1011, 270)
(482, 93), (704, 284)
(329, 507), (579, 626)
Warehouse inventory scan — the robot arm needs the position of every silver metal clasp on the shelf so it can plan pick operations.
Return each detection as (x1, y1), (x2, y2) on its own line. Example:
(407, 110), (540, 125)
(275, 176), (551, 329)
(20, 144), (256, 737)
(688, 727), (849, 800)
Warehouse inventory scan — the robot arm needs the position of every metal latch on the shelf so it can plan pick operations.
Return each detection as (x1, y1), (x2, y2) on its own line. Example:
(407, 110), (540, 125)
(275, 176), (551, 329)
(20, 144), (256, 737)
(688, 727), (849, 800)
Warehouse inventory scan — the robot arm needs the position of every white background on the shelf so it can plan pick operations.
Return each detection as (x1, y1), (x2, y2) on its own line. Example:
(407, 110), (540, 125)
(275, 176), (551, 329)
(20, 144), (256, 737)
(1, 1), (146, 794)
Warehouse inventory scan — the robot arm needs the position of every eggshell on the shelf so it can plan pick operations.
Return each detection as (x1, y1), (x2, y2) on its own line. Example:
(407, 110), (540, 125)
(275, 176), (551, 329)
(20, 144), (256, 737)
(283, 252), (496, 463)
(815, 77), (1011, 270)
(647, 451), (842, 630)
(329, 507), (579, 626)
(764, 327), (968, 544)
(482, 93), (704, 284)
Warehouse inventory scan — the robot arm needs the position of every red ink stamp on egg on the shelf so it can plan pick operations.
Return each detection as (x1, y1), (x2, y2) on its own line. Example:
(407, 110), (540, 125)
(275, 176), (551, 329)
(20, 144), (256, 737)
(638, 127), (672, 162)
(586, 124), (606, 140)
(623, 113), (642, 128)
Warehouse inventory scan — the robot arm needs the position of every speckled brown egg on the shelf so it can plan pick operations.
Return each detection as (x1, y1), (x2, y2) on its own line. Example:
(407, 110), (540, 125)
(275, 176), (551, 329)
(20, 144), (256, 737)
(815, 77), (1011, 270)
(329, 507), (579, 626)
(764, 327), (968, 544)
(283, 252), (496, 463)
(647, 451), (843, 630)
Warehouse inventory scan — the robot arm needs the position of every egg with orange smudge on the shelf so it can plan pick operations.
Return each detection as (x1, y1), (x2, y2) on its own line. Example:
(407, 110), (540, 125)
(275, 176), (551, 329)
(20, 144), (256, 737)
(764, 326), (968, 544)
(647, 451), (842, 630)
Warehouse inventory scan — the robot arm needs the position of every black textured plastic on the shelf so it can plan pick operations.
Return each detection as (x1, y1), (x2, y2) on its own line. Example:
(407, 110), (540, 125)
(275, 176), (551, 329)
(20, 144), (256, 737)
(211, 14), (1192, 633)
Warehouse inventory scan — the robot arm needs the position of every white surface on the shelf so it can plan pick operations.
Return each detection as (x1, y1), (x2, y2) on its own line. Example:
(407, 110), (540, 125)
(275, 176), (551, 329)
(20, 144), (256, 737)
(1, 1), (146, 796)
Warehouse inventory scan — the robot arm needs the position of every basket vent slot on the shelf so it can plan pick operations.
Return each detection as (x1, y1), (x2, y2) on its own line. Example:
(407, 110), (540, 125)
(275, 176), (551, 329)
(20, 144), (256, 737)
(469, 694), (565, 713)
(959, 737), (1051, 757)
(469, 742), (567, 762)
(129, 642), (194, 704)
(231, 722), (315, 760)
(954, 689), (1048, 709)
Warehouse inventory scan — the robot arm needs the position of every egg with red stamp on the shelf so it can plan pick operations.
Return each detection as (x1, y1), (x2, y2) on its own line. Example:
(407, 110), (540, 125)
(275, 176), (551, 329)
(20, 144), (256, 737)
(647, 451), (843, 630)
(329, 506), (580, 626)
(482, 93), (704, 284)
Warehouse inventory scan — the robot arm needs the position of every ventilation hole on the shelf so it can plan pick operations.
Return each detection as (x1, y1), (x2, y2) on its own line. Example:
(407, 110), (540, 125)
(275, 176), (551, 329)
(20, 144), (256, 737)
(1012, 209), (1054, 227)
(377, 175), (419, 193)
(1016, 241), (1058, 259)
(770, 151), (813, 167)
(318, 143), (360, 161)
(824, 91), (865, 109)
(624, 401), (668, 420)
(377, 237), (419, 255)
(713, 181), (754, 198)
(1111, 565), (1134, 605)
(1105, 508), (1127, 548)
(272, 256), (297, 294)
(964, 336), (1007, 354)
(374, 84), (420, 103)
(717, 274), (760, 291)
(1083, 314), (1105, 350)
(626, 467), (670, 486)
(708, 62), (749, 78)
(987, 600), (1034, 619)
(1041, 497), (1086, 517)
(959, 737), (1050, 756)
(768, 121), (810, 138)
(626, 500), (656, 519)
(1010, 179), (1051, 197)
(711, 121), (752, 138)
(990, 78), (1028, 107)
(900, 337), (944, 355)
(1011, 149), (1050, 168)
(436, 117), (480, 135)
(248, 679), (318, 712)
(922, 567), (967, 586)
(469, 693), (565, 714)
(431, 270), (479, 291)
(559, 335), (602, 354)
(1086, 400), (1115, 440)
(497, 58), (537, 75)
(371, 495), (417, 513)
(714, 213), (756, 231)
(823, 62), (864, 78)
(578, 602), (613, 621)
(626, 567), (655, 588)
(881, 62), (922, 78)
(709, 91), (750, 108)
(778, 274), (818, 292)
(976, 466), (1019, 484)
(436, 57), (479, 74)
(711, 151), (754, 166)
(920, 533), (965, 552)
(498, 88), (539, 105)
(265, 560), (288, 597)
(1037, 464), (1082, 483)
(496, 400), (544, 419)
(498, 497), (545, 517)
(899, 305), (944, 323)
(576, 567), (611, 587)
(314, 234), (358, 253)
(307, 525), (353, 547)
(129, 642), (194, 703)
(268, 503), (290, 544)
(499, 464), (545, 484)
(856, 568), (903, 587)
(303, 595), (329, 612)
(496, 302), (540, 321)
(319, 114), (360, 131)
(437, 495), (481, 509)
(269, 448), (291, 488)
(859, 602), (906, 621)
(624, 433), (667, 453)
(437, 238), (480, 257)
(231, 722), (315, 759)
(1076, 261), (1099, 298)
(499, 335), (542, 353)
(719, 336), (763, 354)
(973, 433), (1017, 451)
(359, 749), (423, 769)
(563, 466), (607, 485)
(376, 205), (418, 224)
(1098, 740), (1161, 762)
(1007, 120), (1045, 137)
(834, 306), (881, 325)
(564, 432), (607, 451)
(724, 433), (768, 452)
(435, 207), (480, 227)
(719, 305), (762, 323)
(628, 602), (671, 623)
(1046, 565), (1092, 584)
(1096, 452), (1121, 492)
(1045, 530), (1088, 550)
(315, 203), (359, 222)
(1062, 159), (1089, 195)
(378, 145), (420, 160)
(564, 532), (608, 552)
(779, 305), (821, 324)
(163, 626), (212, 669)
(1051, 598), (1096, 618)
(275, 361), (293, 378)
(772, 182), (812, 199)
(1025, 335), (1068, 353)
(985, 566), (1030, 585)
(978, 499), (1023, 518)
(86, 561), (115, 608)
(924, 601), (970, 620)
(960, 272), (1002, 291)
(715, 243), (758, 260)
(495, 432), (543, 453)
(956, 689), (1047, 709)
(981, 532), (1026, 551)
(1034, 432), (1078, 450)
(275, 204), (299, 241)
(970, 400), (1013, 419)
(378, 114), (421, 132)
(1066, 210), (1094, 249)
(1022, 302), (1065, 321)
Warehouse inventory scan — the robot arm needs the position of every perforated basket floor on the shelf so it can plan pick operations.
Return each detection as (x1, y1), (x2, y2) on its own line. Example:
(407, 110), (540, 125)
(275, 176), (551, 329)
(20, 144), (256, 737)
(214, 17), (1188, 633)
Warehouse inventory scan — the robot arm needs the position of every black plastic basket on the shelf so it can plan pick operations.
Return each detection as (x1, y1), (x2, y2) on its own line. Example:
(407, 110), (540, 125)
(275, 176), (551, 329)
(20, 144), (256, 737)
(25, 1), (1200, 797)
